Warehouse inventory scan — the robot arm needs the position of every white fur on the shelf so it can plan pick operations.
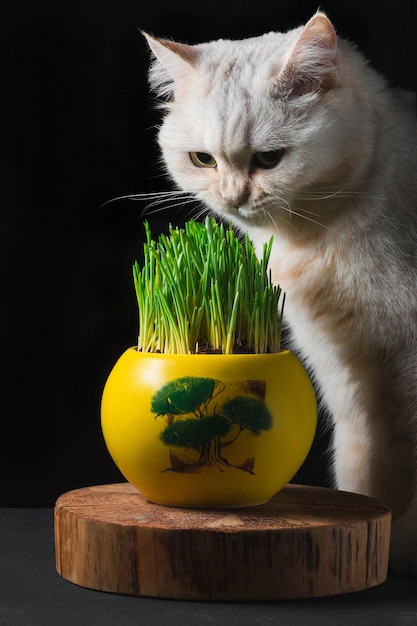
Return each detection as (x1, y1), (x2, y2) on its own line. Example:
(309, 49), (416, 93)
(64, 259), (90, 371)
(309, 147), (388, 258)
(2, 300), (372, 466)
(145, 13), (417, 575)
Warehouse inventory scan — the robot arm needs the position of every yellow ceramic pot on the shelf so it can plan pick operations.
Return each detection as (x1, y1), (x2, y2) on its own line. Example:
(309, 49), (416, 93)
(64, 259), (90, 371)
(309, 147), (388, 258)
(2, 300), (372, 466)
(101, 348), (317, 508)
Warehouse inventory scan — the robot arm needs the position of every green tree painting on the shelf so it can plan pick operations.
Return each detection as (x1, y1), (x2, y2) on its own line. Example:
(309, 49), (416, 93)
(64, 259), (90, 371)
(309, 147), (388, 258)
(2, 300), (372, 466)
(150, 376), (273, 473)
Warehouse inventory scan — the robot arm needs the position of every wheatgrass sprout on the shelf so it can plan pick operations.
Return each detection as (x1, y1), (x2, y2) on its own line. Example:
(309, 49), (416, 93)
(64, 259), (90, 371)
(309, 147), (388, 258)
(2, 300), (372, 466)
(133, 217), (285, 354)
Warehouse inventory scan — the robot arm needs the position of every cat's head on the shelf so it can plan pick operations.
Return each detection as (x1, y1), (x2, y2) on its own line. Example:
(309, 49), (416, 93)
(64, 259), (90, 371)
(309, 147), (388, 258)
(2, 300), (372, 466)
(143, 12), (376, 234)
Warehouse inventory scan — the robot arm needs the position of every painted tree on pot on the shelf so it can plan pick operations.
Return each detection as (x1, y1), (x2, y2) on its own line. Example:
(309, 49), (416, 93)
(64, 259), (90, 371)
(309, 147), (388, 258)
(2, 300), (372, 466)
(151, 375), (273, 473)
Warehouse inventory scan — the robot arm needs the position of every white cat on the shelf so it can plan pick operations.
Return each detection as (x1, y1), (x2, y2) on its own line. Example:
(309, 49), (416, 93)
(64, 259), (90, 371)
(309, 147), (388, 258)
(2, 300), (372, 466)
(142, 12), (417, 575)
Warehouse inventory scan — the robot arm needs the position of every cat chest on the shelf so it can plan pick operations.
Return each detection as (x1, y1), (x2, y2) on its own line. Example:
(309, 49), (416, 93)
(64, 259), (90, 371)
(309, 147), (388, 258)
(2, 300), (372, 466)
(270, 245), (359, 332)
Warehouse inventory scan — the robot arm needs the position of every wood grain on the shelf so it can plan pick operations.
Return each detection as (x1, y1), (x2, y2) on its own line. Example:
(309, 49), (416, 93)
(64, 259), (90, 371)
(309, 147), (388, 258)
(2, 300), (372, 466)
(54, 482), (391, 601)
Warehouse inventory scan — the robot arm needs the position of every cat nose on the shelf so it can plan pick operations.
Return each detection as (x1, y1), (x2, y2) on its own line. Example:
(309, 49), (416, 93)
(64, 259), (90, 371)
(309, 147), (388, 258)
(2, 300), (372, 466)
(220, 176), (250, 209)
(228, 195), (248, 208)
(224, 187), (250, 208)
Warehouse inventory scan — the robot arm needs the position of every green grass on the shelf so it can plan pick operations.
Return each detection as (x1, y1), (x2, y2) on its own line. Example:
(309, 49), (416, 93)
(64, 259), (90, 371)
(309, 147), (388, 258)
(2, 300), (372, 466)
(133, 217), (285, 354)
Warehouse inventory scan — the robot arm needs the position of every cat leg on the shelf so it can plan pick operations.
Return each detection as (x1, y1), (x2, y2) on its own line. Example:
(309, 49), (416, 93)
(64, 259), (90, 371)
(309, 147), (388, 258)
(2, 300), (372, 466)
(332, 413), (417, 576)
(331, 418), (372, 496)
(379, 425), (417, 576)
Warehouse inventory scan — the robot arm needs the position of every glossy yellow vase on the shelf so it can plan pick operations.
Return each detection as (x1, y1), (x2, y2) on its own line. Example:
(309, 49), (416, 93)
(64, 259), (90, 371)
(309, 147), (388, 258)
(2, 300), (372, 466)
(101, 348), (317, 508)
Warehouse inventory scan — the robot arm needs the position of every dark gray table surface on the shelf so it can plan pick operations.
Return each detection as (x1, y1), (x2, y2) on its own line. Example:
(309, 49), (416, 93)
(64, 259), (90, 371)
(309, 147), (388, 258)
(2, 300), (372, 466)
(1, 507), (417, 626)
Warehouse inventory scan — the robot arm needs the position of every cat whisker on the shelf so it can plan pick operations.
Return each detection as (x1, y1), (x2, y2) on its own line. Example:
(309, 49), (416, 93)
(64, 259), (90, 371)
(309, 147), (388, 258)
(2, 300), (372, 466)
(99, 190), (187, 208)
(258, 190), (343, 233)
(280, 213), (303, 236)
(291, 209), (341, 233)
(99, 190), (200, 219)
(184, 200), (213, 220)
(141, 196), (200, 218)
(262, 198), (303, 236)
(290, 206), (322, 218)
(277, 201), (342, 234)
(296, 183), (387, 204)
(264, 209), (280, 235)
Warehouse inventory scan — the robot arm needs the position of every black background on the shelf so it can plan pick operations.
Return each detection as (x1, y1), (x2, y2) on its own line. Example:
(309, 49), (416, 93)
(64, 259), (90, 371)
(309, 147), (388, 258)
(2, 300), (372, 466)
(1, 0), (415, 506)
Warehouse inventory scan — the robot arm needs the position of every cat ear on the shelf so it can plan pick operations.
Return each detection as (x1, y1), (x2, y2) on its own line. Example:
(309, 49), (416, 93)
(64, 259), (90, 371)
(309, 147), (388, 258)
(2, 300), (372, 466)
(278, 12), (338, 98)
(142, 32), (199, 99)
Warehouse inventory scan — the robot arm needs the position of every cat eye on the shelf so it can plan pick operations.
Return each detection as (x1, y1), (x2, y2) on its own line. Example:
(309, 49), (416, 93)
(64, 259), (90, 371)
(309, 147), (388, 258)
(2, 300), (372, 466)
(190, 152), (217, 168)
(252, 149), (284, 169)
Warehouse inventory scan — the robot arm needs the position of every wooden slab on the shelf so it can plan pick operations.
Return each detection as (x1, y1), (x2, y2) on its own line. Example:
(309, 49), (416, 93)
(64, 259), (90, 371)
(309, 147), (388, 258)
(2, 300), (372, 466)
(54, 482), (391, 601)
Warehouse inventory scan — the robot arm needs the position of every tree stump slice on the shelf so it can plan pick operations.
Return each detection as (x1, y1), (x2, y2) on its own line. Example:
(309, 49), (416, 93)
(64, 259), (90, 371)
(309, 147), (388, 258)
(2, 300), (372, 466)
(54, 482), (391, 601)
